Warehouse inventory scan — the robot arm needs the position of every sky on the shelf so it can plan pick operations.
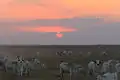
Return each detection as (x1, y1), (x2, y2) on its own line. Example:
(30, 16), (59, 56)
(0, 0), (120, 45)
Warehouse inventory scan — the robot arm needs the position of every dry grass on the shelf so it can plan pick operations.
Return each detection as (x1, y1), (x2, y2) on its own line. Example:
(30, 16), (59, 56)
(0, 45), (120, 80)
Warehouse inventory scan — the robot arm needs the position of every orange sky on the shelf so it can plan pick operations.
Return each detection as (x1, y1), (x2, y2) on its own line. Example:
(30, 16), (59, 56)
(0, 0), (120, 20)
(17, 26), (77, 32)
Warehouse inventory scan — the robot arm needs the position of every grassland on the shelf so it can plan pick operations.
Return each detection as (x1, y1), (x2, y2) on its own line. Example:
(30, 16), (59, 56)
(0, 45), (120, 80)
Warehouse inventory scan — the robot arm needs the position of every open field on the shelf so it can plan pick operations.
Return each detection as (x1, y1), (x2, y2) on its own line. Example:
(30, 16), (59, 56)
(0, 45), (120, 80)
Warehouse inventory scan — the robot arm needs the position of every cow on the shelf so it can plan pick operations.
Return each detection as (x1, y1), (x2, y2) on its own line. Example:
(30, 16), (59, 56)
(56, 52), (63, 56)
(88, 60), (96, 76)
(101, 61), (110, 74)
(87, 52), (92, 57)
(88, 60), (102, 76)
(101, 52), (108, 56)
(59, 61), (69, 73)
(0, 56), (9, 72)
(70, 65), (85, 80)
(102, 72), (118, 80)
(11, 60), (18, 73)
(16, 60), (25, 76)
(23, 60), (32, 76)
(96, 75), (103, 80)
(59, 61), (85, 80)
(0, 60), (6, 71)
(40, 63), (46, 69)
(31, 58), (41, 70)
(115, 61), (120, 73)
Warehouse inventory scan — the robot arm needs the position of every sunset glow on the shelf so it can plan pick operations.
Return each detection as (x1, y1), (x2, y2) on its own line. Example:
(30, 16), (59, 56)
(0, 0), (120, 20)
(16, 26), (77, 38)
(0, 0), (120, 44)
(17, 26), (77, 32)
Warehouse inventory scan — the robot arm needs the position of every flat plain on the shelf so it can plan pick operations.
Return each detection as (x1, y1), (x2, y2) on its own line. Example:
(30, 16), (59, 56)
(0, 45), (120, 80)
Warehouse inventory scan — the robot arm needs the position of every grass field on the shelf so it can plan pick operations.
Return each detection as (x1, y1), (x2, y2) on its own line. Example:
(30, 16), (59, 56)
(0, 45), (120, 80)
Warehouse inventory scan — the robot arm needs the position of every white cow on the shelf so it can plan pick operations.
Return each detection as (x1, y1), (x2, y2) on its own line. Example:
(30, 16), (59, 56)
(56, 52), (62, 56)
(59, 61), (69, 73)
(40, 63), (46, 69)
(23, 60), (32, 76)
(16, 60), (24, 76)
(88, 60), (102, 75)
(67, 51), (72, 56)
(101, 61), (110, 74)
(69, 64), (84, 80)
(115, 61), (120, 73)
(88, 61), (97, 76)
(101, 52), (108, 56)
(59, 61), (70, 80)
(34, 58), (40, 64)
(16, 56), (23, 61)
(15, 59), (32, 76)
(63, 50), (67, 54)
(108, 60), (114, 64)
(0, 56), (11, 72)
(5, 60), (15, 72)
(102, 72), (118, 80)
(11, 60), (18, 73)
(62, 50), (70, 56)
(59, 62), (83, 73)
(96, 60), (101, 65)
(87, 52), (92, 57)
(2, 56), (8, 72)
(31, 58), (41, 70)
(59, 61), (84, 80)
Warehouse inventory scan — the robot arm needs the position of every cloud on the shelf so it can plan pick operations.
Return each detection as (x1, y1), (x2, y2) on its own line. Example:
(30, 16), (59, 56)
(0, 17), (105, 27)
(0, 17), (120, 45)
(1, 0), (120, 20)
(0, 17), (105, 37)
(9, 0), (47, 6)
(0, 0), (120, 44)
(9, 0), (61, 7)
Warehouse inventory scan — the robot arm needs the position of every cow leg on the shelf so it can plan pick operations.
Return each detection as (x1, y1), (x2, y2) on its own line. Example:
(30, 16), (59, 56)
(88, 69), (92, 76)
(25, 68), (29, 76)
(20, 71), (22, 76)
(27, 69), (31, 76)
(70, 72), (72, 80)
(60, 72), (64, 80)
(60, 69), (64, 80)
(13, 65), (16, 73)
(3, 65), (7, 72)
(20, 68), (23, 76)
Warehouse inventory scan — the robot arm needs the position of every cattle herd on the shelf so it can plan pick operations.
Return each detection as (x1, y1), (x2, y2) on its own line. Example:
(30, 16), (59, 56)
(59, 59), (120, 80)
(0, 55), (46, 77)
(57, 49), (120, 80)
(0, 46), (120, 80)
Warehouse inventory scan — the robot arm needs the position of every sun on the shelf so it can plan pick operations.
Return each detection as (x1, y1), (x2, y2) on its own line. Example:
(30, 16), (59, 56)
(56, 32), (63, 38)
